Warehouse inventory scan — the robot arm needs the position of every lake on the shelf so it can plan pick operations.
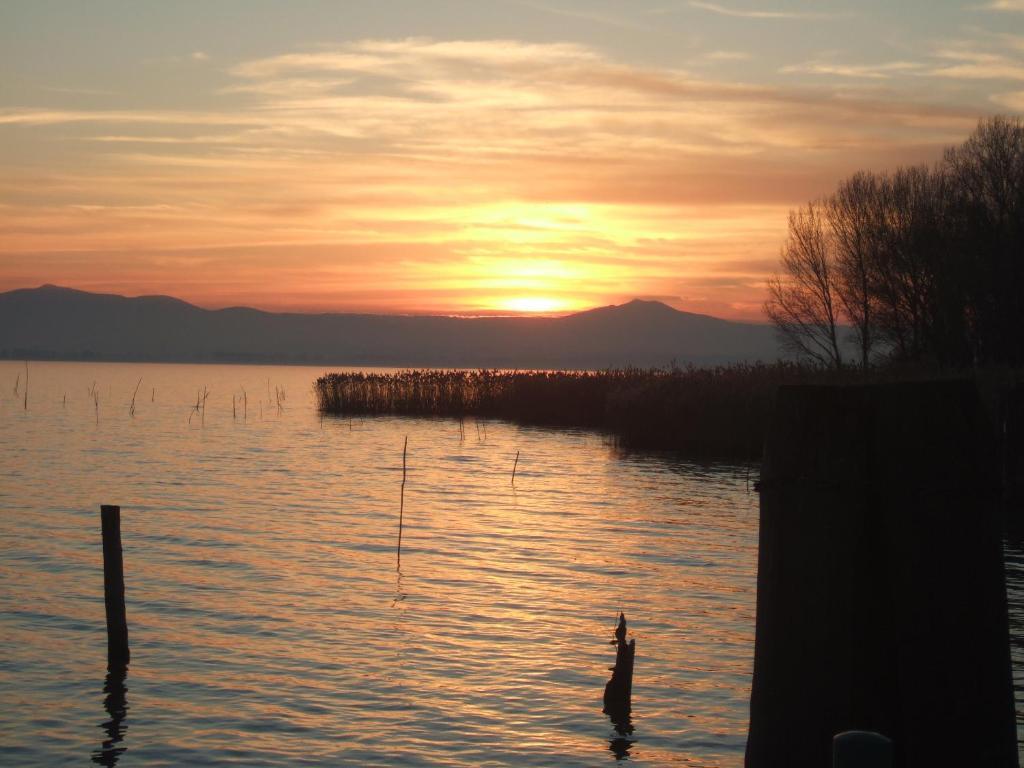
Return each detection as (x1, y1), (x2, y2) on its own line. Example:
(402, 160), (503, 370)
(0, 361), (763, 767)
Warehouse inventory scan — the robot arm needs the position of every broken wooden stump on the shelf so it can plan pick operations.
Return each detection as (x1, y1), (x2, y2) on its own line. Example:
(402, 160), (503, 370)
(603, 612), (635, 720)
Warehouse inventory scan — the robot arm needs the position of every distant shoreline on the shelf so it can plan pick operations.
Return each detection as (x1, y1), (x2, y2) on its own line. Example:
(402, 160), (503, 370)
(0, 285), (782, 371)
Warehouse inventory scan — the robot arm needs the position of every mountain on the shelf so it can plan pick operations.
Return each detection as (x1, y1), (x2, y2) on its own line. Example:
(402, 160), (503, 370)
(0, 285), (781, 368)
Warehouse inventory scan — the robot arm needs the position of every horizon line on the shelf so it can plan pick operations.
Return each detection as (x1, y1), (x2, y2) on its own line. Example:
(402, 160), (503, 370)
(5, 283), (765, 324)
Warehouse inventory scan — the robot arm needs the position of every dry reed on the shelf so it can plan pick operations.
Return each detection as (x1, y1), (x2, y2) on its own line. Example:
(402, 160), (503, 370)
(314, 364), (827, 457)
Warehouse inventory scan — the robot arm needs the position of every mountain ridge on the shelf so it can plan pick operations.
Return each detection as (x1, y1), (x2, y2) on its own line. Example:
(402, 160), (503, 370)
(0, 284), (781, 368)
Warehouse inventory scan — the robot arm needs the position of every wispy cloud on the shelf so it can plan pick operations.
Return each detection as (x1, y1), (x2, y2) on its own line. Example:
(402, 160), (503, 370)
(929, 44), (1024, 80)
(992, 90), (1024, 110)
(688, 1), (837, 20)
(781, 60), (923, 79)
(41, 85), (118, 96)
(975, 0), (1024, 11)
(509, 1), (654, 31)
(705, 50), (752, 61)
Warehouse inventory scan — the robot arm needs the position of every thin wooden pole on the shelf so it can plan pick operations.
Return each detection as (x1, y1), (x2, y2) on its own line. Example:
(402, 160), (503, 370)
(129, 377), (142, 418)
(100, 505), (130, 668)
(511, 450), (520, 486)
(397, 436), (408, 569)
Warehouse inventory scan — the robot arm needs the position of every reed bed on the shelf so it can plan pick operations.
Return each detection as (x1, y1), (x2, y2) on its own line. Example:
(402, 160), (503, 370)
(314, 363), (831, 458)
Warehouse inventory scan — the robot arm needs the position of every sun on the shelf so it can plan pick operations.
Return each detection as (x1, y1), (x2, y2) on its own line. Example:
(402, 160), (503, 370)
(501, 297), (565, 314)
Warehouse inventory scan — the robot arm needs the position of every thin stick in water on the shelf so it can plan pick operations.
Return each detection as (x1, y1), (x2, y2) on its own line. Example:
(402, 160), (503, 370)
(129, 377), (142, 418)
(397, 435), (408, 570)
(188, 388), (200, 425)
(512, 450), (520, 486)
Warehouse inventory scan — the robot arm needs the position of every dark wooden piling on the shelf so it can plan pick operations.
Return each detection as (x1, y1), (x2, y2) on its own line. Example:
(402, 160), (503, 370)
(100, 505), (130, 669)
(603, 612), (635, 720)
(1005, 383), (1024, 534)
(746, 382), (1017, 768)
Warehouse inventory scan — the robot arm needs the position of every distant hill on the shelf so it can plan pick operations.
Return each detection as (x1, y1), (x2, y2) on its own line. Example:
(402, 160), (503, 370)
(0, 284), (781, 368)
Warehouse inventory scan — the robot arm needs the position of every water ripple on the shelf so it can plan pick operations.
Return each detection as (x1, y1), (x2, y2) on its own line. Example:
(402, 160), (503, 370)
(1, 361), (761, 766)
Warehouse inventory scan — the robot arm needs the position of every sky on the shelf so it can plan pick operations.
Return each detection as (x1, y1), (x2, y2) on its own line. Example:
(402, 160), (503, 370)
(1, 1), (1022, 319)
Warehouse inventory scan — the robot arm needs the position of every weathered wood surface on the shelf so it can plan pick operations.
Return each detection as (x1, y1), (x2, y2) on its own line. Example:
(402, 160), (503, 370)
(746, 382), (1017, 768)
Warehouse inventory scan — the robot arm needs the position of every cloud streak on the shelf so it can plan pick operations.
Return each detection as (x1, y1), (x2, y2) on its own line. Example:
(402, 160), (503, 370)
(688, 1), (837, 20)
(976, 0), (1024, 11)
(781, 60), (923, 79)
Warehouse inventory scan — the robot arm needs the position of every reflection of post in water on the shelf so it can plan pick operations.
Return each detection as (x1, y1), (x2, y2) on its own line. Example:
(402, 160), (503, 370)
(603, 613), (636, 760)
(91, 664), (129, 766)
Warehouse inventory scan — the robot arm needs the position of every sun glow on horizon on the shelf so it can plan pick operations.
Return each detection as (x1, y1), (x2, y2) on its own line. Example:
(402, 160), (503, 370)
(497, 296), (571, 314)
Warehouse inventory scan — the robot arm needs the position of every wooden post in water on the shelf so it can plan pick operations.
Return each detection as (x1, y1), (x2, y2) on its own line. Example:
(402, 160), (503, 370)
(603, 612), (635, 718)
(511, 450), (520, 486)
(746, 382), (1017, 768)
(100, 505), (130, 669)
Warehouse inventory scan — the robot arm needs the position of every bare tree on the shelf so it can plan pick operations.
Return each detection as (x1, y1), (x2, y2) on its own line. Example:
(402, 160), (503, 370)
(944, 115), (1024, 366)
(874, 165), (961, 363)
(764, 202), (844, 369)
(830, 172), (881, 372)
(765, 115), (1024, 370)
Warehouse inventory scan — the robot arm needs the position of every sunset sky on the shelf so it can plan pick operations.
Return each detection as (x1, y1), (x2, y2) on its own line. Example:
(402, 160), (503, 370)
(2, 1), (1022, 319)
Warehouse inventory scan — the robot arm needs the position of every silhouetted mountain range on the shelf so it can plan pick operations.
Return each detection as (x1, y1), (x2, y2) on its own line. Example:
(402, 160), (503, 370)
(0, 285), (781, 368)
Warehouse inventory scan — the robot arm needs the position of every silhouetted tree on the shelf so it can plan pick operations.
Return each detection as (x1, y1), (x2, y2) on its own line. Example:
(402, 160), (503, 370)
(871, 165), (952, 363)
(764, 203), (844, 369)
(944, 115), (1024, 366)
(766, 116), (1024, 370)
(830, 172), (882, 372)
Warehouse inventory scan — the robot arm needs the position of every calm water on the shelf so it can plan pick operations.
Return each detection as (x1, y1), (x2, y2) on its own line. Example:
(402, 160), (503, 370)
(0, 361), (760, 767)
